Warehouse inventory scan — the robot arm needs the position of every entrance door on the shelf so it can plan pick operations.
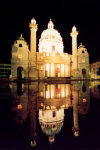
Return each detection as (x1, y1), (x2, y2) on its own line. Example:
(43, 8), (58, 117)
(55, 64), (60, 77)
(82, 69), (86, 79)
(17, 67), (24, 80)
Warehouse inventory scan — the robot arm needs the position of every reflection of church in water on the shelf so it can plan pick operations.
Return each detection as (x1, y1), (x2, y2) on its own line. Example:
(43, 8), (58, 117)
(11, 18), (90, 80)
(10, 81), (90, 146)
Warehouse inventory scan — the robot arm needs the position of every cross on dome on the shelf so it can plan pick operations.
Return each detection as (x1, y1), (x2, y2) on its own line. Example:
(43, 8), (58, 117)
(48, 18), (54, 29)
(20, 34), (23, 38)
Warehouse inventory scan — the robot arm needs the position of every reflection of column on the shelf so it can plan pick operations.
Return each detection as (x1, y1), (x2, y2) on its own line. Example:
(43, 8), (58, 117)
(72, 91), (79, 137)
(29, 84), (37, 147)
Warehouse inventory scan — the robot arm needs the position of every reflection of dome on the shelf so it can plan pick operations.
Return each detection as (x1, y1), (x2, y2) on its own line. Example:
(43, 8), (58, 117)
(41, 122), (63, 136)
(39, 108), (64, 144)
(39, 19), (64, 53)
(40, 121), (63, 144)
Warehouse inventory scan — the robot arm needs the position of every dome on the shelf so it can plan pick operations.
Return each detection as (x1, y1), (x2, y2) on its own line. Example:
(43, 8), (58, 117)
(38, 19), (64, 53)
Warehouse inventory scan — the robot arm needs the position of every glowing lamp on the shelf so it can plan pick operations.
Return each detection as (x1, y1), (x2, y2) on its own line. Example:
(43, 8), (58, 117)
(17, 104), (22, 109)
(83, 98), (87, 103)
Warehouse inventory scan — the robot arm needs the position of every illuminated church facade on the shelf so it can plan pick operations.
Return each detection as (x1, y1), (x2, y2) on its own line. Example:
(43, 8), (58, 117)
(11, 18), (90, 80)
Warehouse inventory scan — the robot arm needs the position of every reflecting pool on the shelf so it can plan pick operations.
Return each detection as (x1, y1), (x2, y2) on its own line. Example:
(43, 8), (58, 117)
(0, 81), (100, 149)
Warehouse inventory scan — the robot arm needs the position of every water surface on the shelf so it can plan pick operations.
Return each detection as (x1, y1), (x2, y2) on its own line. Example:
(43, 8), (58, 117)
(0, 81), (100, 150)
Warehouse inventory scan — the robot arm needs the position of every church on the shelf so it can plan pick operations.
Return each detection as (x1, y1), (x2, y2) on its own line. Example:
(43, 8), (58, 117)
(11, 18), (90, 81)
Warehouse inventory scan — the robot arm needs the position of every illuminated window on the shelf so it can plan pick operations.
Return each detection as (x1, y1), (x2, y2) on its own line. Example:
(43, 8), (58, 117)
(19, 44), (22, 47)
(18, 54), (22, 59)
(40, 92), (43, 97)
(52, 35), (55, 38)
(82, 58), (85, 63)
(83, 98), (87, 102)
(17, 104), (22, 109)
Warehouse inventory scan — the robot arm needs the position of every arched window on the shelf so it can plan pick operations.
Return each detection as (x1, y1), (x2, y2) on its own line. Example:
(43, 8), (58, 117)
(19, 43), (22, 47)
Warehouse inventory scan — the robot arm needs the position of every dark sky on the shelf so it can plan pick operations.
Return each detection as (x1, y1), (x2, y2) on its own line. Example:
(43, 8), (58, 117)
(0, 0), (100, 63)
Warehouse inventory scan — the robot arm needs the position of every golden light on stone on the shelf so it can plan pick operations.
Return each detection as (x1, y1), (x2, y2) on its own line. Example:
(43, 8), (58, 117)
(82, 58), (85, 63)
(41, 103), (44, 106)
(11, 18), (90, 81)
(40, 92), (43, 97)
(74, 131), (79, 137)
(18, 54), (22, 59)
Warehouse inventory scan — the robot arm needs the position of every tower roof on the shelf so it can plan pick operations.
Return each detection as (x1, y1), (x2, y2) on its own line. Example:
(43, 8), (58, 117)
(72, 25), (77, 32)
(78, 42), (85, 48)
(48, 18), (54, 29)
(31, 17), (36, 24)
(17, 34), (24, 40)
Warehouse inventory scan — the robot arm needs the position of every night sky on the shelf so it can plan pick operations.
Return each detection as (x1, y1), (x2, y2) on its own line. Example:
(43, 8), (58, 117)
(0, 0), (100, 63)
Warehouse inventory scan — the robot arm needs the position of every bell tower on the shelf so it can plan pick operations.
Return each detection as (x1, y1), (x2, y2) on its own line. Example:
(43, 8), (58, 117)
(70, 26), (78, 55)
